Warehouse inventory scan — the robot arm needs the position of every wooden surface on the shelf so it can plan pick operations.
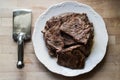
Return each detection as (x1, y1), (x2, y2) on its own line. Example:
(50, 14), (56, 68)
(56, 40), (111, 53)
(0, 0), (120, 80)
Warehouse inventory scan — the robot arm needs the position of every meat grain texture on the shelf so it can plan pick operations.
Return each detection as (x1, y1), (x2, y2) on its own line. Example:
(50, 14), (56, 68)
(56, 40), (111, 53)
(42, 13), (94, 69)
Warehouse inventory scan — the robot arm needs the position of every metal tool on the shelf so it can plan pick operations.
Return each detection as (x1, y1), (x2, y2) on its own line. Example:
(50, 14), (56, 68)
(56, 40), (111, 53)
(13, 9), (32, 69)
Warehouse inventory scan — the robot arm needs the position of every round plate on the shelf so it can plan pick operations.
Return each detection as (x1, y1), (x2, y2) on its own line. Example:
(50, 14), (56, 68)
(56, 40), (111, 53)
(32, 1), (108, 77)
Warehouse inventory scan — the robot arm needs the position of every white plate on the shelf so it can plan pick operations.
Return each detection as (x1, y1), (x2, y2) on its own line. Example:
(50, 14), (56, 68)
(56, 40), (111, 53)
(32, 1), (108, 77)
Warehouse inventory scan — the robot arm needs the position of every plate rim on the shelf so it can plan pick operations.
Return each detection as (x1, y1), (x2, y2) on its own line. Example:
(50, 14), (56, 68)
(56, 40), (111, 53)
(32, 1), (108, 77)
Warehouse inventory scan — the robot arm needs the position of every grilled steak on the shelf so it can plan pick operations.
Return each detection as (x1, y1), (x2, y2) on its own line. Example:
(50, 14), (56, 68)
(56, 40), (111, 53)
(57, 45), (85, 69)
(60, 31), (76, 47)
(42, 13), (94, 69)
(43, 25), (64, 56)
(60, 13), (94, 45)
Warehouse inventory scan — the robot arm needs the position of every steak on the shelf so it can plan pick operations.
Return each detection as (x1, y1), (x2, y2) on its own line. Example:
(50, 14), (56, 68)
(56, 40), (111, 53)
(60, 13), (94, 45)
(60, 31), (76, 47)
(57, 45), (85, 69)
(43, 26), (64, 57)
(42, 13), (94, 69)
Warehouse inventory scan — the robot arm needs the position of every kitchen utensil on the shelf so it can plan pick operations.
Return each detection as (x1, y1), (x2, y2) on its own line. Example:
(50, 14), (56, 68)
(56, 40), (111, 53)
(13, 9), (32, 69)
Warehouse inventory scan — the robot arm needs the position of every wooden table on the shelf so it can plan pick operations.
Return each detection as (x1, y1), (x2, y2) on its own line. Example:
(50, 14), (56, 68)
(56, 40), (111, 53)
(0, 0), (120, 80)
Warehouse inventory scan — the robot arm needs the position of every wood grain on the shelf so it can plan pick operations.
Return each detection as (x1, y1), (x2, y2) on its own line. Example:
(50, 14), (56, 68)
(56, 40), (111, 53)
(0, 0), (120, 80)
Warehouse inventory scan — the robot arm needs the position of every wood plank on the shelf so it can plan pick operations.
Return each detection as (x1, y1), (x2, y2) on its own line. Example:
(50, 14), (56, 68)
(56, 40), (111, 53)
(108, 36), (116, 45)
(0, 0), (120, 80)
(0, 54), (48, 72)
(116, 35), (120, 44)
(1, 18), (12, 27)
(0, 53), (119, 72)
(0, 0), (17, 8)
(104, 18), (120, 29)
(0, 35), (34, 54)
(17, 0), (120, 18)
(0, 8), (13, 18)
(0, 71), (119, 80)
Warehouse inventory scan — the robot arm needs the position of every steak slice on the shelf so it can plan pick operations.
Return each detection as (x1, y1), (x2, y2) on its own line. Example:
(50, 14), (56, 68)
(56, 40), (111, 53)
(60, 13), (93, 45)
(60, 31), (76, 47)
(43, 24), (64, 57)
(57, 45), (85, 69)
(43, 17), (61, 32)
(42, 13), (94, 69)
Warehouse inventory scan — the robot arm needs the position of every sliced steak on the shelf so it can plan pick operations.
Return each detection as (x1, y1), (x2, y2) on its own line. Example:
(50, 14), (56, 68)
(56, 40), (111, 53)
(60, 31), (76, 47)
(57, 45), (85, 69)
(42, 13), (94, 69)
(60, 13), (93, 45)
(43, 19), (64, 56)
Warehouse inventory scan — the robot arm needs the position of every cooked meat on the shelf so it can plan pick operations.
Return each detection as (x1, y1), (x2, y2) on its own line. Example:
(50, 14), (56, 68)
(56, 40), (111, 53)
(57, 45), (85, 69)
(43, 17), (62, 32)
(42, 13), (94, 69)
(60, 31), (76, 47)
(43, 26), (64, 56)
(60, 13), (93, 45)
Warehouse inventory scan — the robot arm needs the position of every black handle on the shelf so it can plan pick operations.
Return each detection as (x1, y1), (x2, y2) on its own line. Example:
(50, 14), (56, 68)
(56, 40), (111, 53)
(17, 35), (24, 69)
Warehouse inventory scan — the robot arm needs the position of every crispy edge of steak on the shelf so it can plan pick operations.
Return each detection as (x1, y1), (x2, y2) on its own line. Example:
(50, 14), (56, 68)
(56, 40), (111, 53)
(57, 45), (85, 69)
